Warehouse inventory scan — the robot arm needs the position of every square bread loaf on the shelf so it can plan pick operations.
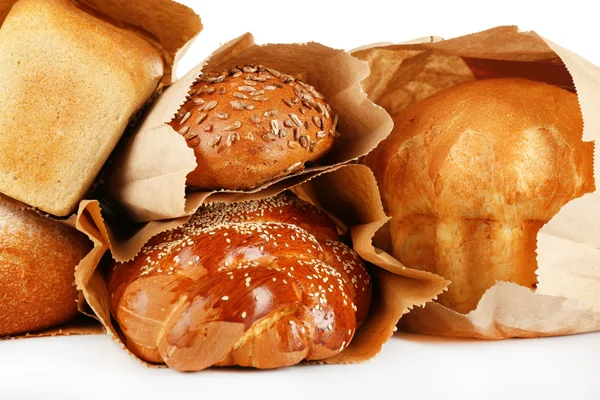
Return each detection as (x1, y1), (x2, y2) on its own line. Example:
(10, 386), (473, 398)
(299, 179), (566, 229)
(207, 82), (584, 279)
(0, 0), (163, 216)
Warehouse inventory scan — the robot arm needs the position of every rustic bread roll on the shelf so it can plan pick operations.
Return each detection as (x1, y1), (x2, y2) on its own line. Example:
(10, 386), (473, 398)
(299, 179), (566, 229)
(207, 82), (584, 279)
(0, 200), (91, 336)
(0, 0), (164, 216)
(366, 78), (595, 314)
(169, 65), (338, 190)
(108, 195), (371, 371)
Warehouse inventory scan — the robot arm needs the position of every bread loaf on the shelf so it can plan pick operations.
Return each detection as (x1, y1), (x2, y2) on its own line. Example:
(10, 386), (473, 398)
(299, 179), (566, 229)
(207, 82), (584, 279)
(366, 78), (595, 314)
(0, 0), (164, 216)
(169, 65), (338, 190)
(108, 195), (371, 371)
(0, 200), (91, 336)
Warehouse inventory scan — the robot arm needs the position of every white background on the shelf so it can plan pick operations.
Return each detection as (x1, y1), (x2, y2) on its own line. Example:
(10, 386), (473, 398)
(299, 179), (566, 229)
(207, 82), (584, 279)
(2, 1), (600, 399)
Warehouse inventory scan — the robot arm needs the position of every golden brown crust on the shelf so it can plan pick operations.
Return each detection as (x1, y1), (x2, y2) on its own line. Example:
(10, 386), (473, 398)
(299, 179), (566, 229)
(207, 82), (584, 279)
(0, 201), (92, 336)
(108, 195), (371, 371)
(169, 65), (338, 190)
(366, 78), (595, 313)
(0, 0), (163, 216)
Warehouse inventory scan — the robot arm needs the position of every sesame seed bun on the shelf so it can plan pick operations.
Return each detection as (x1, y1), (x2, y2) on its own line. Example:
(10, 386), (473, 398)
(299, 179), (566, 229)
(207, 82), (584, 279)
(107, 195), (371, 371)
(169, 65), (338, 190)
(0, 200), (92, 336)
(366, 78), (595, 314)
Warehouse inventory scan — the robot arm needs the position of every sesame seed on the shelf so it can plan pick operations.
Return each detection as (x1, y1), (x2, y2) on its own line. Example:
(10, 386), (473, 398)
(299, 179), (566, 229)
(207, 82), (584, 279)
(221, 296), (229, 301)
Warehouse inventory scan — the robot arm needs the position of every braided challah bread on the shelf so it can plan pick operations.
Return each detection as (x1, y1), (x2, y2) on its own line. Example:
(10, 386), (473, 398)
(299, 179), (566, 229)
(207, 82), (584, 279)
(108, 195), (371, 371)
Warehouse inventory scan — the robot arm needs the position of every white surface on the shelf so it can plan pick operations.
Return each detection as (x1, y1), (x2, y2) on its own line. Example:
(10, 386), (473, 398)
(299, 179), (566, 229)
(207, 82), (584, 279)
(2, 332), (600, 400)
(2, 0), (600, 399)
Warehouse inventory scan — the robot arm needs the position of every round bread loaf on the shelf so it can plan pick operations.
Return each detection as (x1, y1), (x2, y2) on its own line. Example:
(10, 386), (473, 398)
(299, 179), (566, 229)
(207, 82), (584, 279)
(108, 195), (371, 371)
(0, 200), (91, 336)
(169, 65), (338, 190)
(366, 78), (595, 314)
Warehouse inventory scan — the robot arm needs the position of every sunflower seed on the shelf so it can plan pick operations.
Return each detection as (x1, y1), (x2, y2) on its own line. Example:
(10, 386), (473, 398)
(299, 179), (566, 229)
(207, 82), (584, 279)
(193, 98), (206, 105)
(243, 102), (255, 110)
(293, 127), (300, 140)
(294, 85), (305, 99)
(316, 131), (327, 138)
(285, 161), (303, 172)
(243, 66), (257, 73)
(238, 86), (255, 93)
(196, 112), (207, 124)
(243, 79), (257, 86)
(207, 87), (216, 94)
(247, 132), (255, 141)
(232, 71), (243, 78)
(292, 97), (299, 103)
(227, 132), (240, 146)
(251, 90), (265, 96)
(302, 98), (315, 109)
(317, 103), (329, 118)
(288, 140), (299, 149)
(180, 111), (192, 124)
(209, 135), (221, 147)
(231, 100), (244, 110)
(217, 87), (227, 94)
(264, 85), (277, 91)
(178, 126), (190, 135)
(267, 68), (281, 78)
(283, 76), (294, 84)
(216, 112), (229, 119)
(264, 109), (278, 117)
(332, 114), (339, 131)
(251, 115), (261, 124)
(224, 121), (242, 131)
(204, 100), (218, 111)
(309, 141), (315, 152)
(290, 113), (302, 127)
(208, 76), (224, 83)
(279, 128), (288, 137)
(252, 96), (269, 102)
(271, 120), (279, 136)
(299, 107), (307, 115)
(204, 124), (213, 132)
(304, 121), (310, 129)
(312, 115), (322, 129)
(282, 98), (294, 108)
(262, 133), (277, 141)
(184, 132), (197, 141)
(283, 119), (293, 128)
(299, 136), (309, 148)
(234, 92), (248, 100)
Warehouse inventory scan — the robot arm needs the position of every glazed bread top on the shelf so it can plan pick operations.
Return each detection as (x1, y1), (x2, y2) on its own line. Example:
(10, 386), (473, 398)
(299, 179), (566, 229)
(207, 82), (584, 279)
(169, 65), (338, 190)
(108, 195), (371, 371)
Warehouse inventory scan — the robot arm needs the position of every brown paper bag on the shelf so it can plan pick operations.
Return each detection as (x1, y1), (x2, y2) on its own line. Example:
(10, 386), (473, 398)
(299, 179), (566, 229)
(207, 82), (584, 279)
(105, 33), (393, 224)
(350, 26), (600, 338)
(73, 163), (446, 366)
